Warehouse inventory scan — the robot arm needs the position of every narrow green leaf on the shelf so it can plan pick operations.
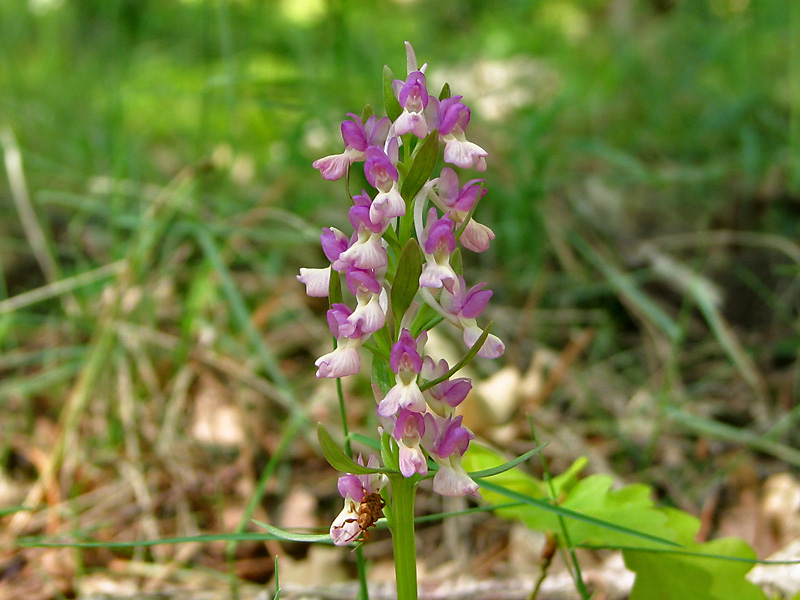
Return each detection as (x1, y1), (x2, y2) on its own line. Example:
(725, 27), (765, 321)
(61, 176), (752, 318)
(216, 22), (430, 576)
(328, 268), (343, 307)
(348, 432), (381, 451)
(569, 233), (681, 343)
(317, 423), (394, 475)
(476, 479), (683, 548)
(400, 130), (439, 202)
(391, 239), (423, 327)
(450, 247), (463, 276)
(409, 301), (444, 337)
(252, 519), (331, 543)
(0, 505), (35, 518)
(467, 443), (548, 479)
(419, 322), (493, 392)
(16, 533), (285, 548)
(383, 65), (402, 122)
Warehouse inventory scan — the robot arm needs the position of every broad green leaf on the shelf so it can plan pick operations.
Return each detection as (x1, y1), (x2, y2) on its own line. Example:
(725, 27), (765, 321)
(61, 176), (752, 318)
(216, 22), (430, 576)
(438, 82), (451, 100)
(551, 475), (677, 548)
(252, 519), (331, 543)
(400, 131), (439, 202)
(391, 239), (423, 327)
(317, 423), (393, 475)
(625, 510), (766, 600)
(383, 66), (402, 122)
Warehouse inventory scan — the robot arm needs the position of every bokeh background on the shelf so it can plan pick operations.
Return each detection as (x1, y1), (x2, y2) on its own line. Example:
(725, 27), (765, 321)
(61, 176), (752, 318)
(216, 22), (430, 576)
(1, 0), (798, 597)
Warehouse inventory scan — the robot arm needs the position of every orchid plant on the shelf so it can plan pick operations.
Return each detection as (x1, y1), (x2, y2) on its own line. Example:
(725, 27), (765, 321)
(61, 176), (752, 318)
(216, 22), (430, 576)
(254, 42), (774, 600)
(294, 42), (511, 599)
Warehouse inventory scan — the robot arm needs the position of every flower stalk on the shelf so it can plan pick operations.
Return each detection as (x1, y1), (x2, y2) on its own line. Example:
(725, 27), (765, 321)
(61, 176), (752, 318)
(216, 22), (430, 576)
(388, 474), (419, 600)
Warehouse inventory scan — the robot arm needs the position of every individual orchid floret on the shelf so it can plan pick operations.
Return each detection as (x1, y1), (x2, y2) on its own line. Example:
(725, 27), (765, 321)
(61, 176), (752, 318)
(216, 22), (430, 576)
(418, 276), (504, 360)
(330, 455), (387, 545)
(314, 304), (366, 378)
(393, 409), (428, 477)
(313, 113), (391, 181)
(420, 356), (472, 415)
(422, 413), (480, 498)
(376, 328), (426, 417)
(333, 227), (388, 273)
(417, 207), (458, 289)
(392, 71), (430, 139)
(350, 190), (389, 235)
(432, 167), (495, 253)
(434, 167), (486, 214)
(364, 143), (399, 192)
(343, 267), (387, 335)
(364, 141), (406, 223)
(439, 276), (505, 359)
(430, 97), (487, 171)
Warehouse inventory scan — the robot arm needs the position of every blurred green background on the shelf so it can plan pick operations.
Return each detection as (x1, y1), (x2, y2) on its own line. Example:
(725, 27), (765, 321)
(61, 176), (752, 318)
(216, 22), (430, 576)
(1, 0), (798, 595)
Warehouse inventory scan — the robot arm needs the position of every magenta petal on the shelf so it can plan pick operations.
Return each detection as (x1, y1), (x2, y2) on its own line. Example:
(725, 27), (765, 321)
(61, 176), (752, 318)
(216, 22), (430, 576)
(341, 115), (368, 151)
(337, 474), (365, 502)
(461, 286), (492, 319)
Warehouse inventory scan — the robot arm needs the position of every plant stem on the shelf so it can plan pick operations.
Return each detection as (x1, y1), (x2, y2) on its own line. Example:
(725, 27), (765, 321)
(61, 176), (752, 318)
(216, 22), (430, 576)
(389, 475), (418, 600)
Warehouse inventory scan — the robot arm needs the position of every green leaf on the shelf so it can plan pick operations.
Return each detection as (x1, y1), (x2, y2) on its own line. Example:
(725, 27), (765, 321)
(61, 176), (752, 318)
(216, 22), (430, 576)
(0, 505), (35, 517)
(419, 322), (494, 392)
(361, 104), (374, 122)
(625, 510), (766, 600)
(400, 130), (439, 202)
(467, 443), (548, 479)
(372, 354), (394, 396)
(438, 82), (451, 100)
(391, 239), (423, 327)
(450, 247), (463, 276)
(251, 519), (331, 544)
(327, 268), (343, 307)
(317, 423), (392, 475)
(383, 65), (402, 122)
(476, 478), (681, 549)
(348, 432), (381, 452)
(409, 301), (444, 337)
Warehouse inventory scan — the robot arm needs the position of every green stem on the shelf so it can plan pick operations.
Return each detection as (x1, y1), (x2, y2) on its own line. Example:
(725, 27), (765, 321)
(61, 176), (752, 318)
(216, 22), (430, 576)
(389, 475), (418, 600)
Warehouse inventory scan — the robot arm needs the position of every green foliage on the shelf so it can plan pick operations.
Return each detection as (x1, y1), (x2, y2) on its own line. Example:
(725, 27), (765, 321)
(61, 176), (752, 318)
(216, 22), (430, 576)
(317, 423), (396, 476)
(463, 445), (767, 600)
(399, 131), (440, 203)
(625, 510), (766, 600)
(390, 239), (423, 331)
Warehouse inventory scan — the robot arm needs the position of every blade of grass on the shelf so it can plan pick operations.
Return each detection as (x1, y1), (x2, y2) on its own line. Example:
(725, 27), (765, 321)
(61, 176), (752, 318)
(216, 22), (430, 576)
(475, 478), (683, 549)
(689, 276), (768, 402)
(665, 406), (800, 467)
(194, 225), (301, 415)
(570, 233), (681, 343)
(1, 126), (79, 317)
(0, 260), (125, 316)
